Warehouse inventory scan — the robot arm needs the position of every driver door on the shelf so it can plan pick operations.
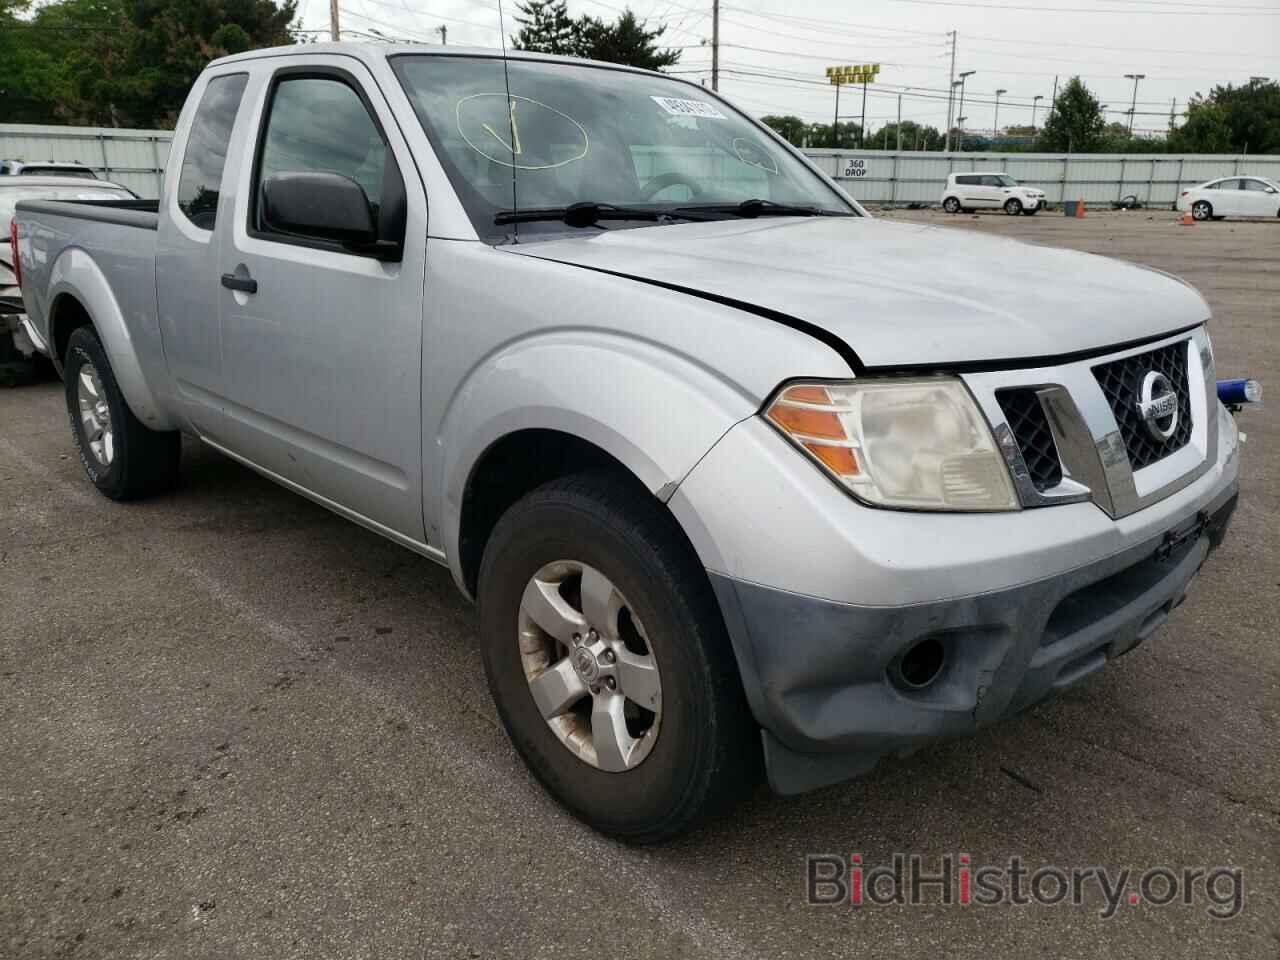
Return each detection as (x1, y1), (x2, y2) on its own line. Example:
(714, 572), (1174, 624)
(215, 57), (430, 543)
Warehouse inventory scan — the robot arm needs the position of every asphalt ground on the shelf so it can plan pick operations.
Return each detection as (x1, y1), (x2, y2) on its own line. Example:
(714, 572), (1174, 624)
(1, 207), (1276, 959)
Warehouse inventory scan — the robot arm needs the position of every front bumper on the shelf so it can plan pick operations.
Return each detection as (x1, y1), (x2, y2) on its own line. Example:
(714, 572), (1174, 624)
(670, 384), (1241, 795)
(709, 484), (1236, 794)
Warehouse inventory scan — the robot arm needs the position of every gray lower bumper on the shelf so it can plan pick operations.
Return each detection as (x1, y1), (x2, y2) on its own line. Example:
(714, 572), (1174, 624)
(709, 483), (1238, 796)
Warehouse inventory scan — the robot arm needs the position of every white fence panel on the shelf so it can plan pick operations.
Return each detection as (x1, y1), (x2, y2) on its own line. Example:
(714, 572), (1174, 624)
(0, 124), (173, 197)
(4, 124), (1279, 210)
(803, 149), (1280, 209)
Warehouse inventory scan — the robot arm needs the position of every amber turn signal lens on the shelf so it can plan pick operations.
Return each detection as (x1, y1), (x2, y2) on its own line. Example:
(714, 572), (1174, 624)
(803, 442), (860, 476)
(766, 403), (846, 440)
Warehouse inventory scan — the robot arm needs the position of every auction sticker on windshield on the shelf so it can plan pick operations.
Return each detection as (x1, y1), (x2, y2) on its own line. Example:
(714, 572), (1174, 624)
(651, 96), (727, 119)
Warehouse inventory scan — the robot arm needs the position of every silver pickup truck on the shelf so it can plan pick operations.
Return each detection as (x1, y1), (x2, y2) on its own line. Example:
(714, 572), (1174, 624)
(12, 44), (1241, 842)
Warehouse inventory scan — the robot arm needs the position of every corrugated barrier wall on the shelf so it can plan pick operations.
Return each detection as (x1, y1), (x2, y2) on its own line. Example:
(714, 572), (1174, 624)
(4, 123), (1277, 208)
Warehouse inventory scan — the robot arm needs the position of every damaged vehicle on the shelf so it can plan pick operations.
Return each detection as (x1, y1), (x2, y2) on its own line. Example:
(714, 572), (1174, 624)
(12, 45), (1242, 841)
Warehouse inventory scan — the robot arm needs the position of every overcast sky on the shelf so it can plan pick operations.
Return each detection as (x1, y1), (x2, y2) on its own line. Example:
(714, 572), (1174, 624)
(301, 0), (1280, 135)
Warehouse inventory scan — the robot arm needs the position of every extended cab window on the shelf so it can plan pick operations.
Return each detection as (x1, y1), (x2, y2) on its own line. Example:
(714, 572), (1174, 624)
(254, 76), (388, 237)
(176, 73), (249, 230)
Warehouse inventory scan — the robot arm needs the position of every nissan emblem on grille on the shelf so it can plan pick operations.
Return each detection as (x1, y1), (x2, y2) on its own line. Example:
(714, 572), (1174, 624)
(1137, 371), (1179, 442)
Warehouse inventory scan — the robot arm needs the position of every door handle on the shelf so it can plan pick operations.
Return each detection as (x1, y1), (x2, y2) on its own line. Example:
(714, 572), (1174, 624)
(220, 272), (258, 294)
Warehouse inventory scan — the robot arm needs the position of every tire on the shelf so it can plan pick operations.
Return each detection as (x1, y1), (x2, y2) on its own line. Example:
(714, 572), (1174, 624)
(63, 326), (180, 500)
(1192, 200), (1212, 221)
(1004, 198), (1023, 216)
(942, 197), (961, 214)
(477, 470), (757, 843)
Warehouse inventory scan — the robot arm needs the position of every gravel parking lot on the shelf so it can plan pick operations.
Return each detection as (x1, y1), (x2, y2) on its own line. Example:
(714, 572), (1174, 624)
(2, 208), (1276, 959)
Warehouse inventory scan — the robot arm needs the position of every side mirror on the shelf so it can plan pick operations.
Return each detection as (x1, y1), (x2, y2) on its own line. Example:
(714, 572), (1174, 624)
(261, 171), (376, 245)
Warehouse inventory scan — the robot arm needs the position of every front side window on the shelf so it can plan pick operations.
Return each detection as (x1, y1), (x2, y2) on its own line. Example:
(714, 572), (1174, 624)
(176, 73), (249, 230)
(392, 55), (854, 240)
(255, 76), (388, 221)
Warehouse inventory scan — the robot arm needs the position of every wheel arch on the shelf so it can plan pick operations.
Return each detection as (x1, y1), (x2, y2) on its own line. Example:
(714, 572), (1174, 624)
(45, 249), (176, 430)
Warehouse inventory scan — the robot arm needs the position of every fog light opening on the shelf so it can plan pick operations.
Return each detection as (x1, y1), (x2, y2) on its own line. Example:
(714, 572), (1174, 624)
(895, 637), (946, 690)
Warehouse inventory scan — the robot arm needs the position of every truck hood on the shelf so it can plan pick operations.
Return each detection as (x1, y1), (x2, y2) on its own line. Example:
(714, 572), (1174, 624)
(506, 216), (1208, 369)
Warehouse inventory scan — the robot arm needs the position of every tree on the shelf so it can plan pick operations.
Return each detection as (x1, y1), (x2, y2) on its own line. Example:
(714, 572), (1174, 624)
(511, 2), (680, 70)
(581, 8), (678, 71)
(1168, 99), (1234, 154)
(510, 0), (584, 57)
(804, 121), (860, 149)
(0, 0), (296, 126)
(1170, 80), (1279, 154)
(863, 121), (943, 151)
(1036, 76), (1106, 152)
(760, 115), (808, 146)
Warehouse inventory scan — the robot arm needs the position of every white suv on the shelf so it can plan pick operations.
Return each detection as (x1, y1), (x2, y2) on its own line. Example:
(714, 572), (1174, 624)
(941, 172), (1046, 216)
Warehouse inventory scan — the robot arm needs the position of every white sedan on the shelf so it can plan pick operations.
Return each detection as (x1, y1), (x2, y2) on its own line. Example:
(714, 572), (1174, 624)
(1178, 176), (1280, 221)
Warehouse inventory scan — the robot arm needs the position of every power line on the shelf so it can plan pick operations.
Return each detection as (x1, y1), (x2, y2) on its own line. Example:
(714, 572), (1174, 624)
(888, 0), (1280, 14)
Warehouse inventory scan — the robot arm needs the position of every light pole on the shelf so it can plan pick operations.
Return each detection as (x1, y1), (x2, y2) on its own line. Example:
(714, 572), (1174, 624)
(1032, 94), (1044, 131)
(1124, 73), (1146, 136)
(956, 71), (975, 149)
(994, 88), (1007, 138)
(957, 116), (967, 150)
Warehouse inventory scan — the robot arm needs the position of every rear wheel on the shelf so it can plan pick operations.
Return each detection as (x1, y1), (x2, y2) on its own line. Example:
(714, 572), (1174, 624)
(478, 471), (756, 843)
(942, 196), (961, 214)
(1004, 198), (1023, 216)
(1192, 200), (1213, 221)
(63, 327), (180, 500)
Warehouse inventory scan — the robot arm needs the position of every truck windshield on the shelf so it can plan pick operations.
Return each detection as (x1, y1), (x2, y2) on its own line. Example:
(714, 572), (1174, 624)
(391, 55), (855, 241)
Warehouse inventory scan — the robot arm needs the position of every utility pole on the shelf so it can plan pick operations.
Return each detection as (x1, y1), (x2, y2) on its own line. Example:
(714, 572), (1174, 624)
(956, 70), (975, 150)
(711, 0), (720, 92)
(1169, 98), (1177, 132)
(994, 88), (1006, 138)
(832, 82), (840, 146)
(1048, 75), (1058, 126)
(436, 25), (447, 44)
(944, 30), (957, 151)
(1124, 73), (1145, 136)
(329, 0), (340, 41)
(1032, 94), (1044, 131)
(859, 78), (868, 147)
(897, 92), (903, 150)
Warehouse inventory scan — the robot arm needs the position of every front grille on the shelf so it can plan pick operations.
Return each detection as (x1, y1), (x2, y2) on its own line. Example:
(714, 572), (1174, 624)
(997, 388), (1063, 492)
(1092, 341), (1193, 471)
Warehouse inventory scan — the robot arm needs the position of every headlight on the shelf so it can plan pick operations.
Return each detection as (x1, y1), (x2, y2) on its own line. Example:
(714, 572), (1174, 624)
(764, 379), (1019, 511)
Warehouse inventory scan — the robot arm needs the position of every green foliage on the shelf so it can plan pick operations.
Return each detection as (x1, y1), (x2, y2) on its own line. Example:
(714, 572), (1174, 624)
(759, 115), (807, 145)
(1170, 80), (1279, 154)
(510, 0), (583, 57)
(1035, 77), (1106, 152)
(511, 1), (679, 70)
(865, 121), (943, 151)
(0, 0), (296, 127)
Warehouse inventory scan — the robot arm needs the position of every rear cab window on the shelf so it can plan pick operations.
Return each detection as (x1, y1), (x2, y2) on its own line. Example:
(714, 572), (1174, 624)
(176, 73), (249, 230)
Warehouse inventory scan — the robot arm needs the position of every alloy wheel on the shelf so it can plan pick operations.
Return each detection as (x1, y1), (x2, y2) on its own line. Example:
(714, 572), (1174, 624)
(517, 560), (662, 772)
(76, 363), (114, 467)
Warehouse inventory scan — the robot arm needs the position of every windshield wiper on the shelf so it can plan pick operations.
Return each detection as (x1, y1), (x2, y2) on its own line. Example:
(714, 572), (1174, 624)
(493, 201), (713, 227)
(674, 198), (852, 219)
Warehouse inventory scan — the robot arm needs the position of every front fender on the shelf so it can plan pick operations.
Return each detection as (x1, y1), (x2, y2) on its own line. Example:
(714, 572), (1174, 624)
(48, 247), (175, 430)
(436, 329), (758, 592)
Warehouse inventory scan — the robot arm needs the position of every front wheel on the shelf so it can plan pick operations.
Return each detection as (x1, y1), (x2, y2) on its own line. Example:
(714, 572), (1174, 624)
(478, 471), (756, 843)
(942, 197), (961, 214)
(1192, 200), (1213, 221)
(1004, 198), (1023, 216)
(63, 326), (180, 500)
